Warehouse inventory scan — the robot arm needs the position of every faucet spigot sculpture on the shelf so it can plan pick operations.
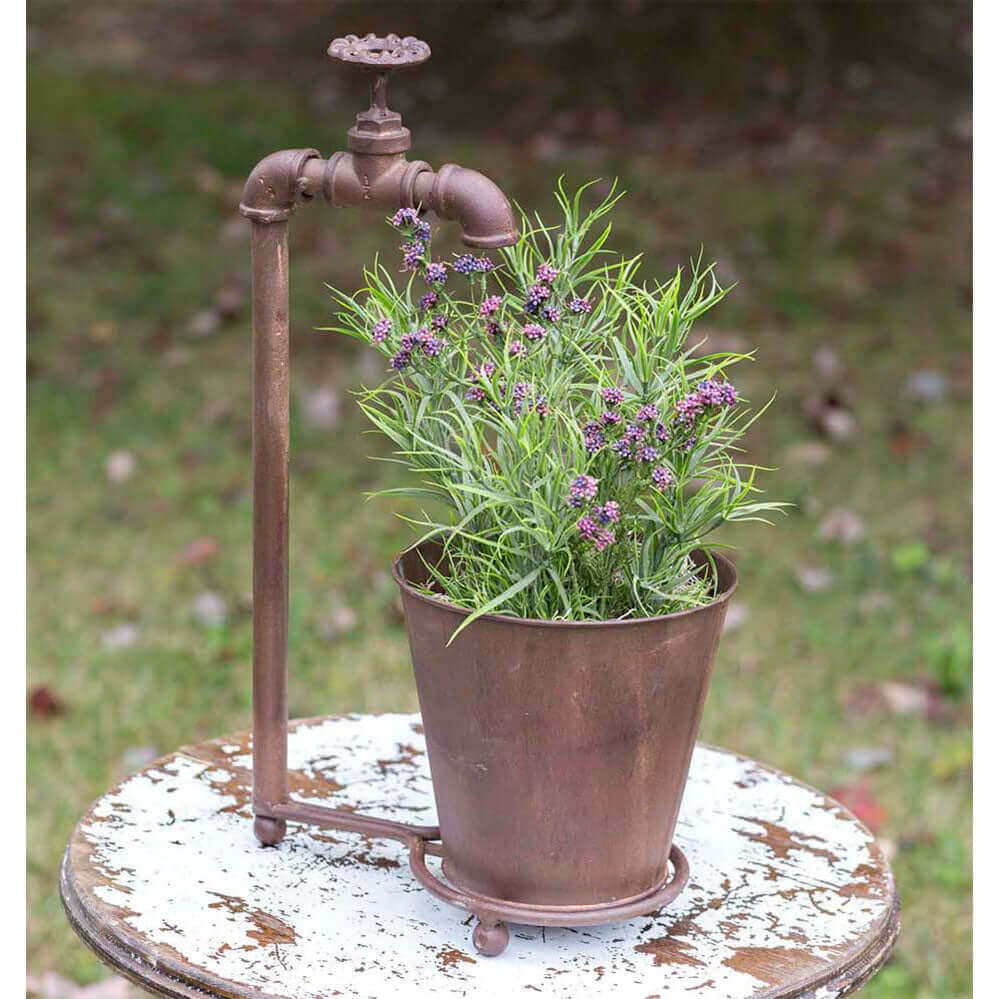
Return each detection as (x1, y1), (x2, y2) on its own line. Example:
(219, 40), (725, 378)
(238, 34), (518, 859)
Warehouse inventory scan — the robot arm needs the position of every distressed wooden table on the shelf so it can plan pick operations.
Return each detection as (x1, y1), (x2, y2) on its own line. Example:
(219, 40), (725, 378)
(61, 714), (899, 999)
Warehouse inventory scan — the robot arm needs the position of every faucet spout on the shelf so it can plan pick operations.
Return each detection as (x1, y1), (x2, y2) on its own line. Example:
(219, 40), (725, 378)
(415, 164), (519, 249)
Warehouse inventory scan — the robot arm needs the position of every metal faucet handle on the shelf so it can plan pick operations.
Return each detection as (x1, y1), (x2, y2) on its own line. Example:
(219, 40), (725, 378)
(328, 33), (430, 71)
(329, 34), (430, 155)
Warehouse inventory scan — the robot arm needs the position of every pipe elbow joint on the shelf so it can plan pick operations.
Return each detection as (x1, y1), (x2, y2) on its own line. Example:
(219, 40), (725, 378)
(240, 148), (322, 223)
(422, 164), (518, 249)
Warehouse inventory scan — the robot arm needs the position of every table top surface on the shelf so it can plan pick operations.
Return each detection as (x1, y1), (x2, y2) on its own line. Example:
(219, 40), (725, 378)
(61, 713), (899, 999)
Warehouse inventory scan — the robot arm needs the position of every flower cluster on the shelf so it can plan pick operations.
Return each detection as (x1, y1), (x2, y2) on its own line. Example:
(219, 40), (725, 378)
(329, 183), (776, 626)
(453, 253), (495, 276)
(569, 477), (617, 552)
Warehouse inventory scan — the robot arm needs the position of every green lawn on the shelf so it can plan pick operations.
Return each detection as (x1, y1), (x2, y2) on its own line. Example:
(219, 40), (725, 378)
(27, 63), (971, 995)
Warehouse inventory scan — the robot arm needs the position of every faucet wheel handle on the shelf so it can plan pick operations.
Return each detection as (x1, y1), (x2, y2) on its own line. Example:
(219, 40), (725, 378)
(328, 33), (430, 71)
(329, 34), (430, 155)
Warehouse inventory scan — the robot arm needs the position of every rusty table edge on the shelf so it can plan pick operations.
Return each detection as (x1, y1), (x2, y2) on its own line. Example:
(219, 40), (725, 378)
(58, 724), (903, 999)
(60, 821), (901, 999)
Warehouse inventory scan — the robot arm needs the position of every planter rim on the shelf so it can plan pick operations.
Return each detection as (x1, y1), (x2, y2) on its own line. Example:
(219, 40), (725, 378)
(391, 543), (738, 630)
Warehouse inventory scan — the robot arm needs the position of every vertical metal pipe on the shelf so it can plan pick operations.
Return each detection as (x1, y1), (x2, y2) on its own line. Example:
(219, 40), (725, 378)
(250, 219), (290, 846)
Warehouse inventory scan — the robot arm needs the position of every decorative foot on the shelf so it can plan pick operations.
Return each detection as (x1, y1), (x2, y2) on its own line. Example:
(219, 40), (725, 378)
(472, 918), (509, 957)
(254, 815), (287, 846)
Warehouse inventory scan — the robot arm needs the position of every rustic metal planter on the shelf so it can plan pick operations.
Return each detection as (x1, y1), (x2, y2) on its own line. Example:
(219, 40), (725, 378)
(391, 541), (736, 953)
(238, 29), (739, 957)
(394, 540), (737, 915)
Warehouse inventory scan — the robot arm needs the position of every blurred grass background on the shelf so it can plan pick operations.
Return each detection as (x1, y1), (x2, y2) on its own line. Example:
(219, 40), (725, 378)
(27, 2), (971, 996)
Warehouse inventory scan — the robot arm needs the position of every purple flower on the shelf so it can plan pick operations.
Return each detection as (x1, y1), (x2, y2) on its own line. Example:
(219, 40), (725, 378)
(523, 323), (546, 342)
(594, 528), (615, 552)
(534, 397), (548, 418)
(391, 207), (419, 228)
(536, 264), (558, 284)
(624, 423), (646, 443)
(595, 501), (620, 525)
(601, 386), (624, 406)
(422, 337), (445, 357)
(508, 340), (527, 358)
(600, 409), (622, 427)
(401, 241), (424, 271)
(399, 331), (420, 351)
(576, 515), (598, 540)
(636, 403), (659, 424)
(453, 253), (478, 276)
(696, 379), (738, 408)
(583, 421), (606, 453)
(424, 262), (448, 285)
(485, 320), (503, 337)
(474, 360), (496, 379)
(512, 381), (533, 415)
(612, 438), (633, 460)
(637, 445), (658, 463)
(568, 474), (598, 507)
(473, 256), (495, 273)
(390, 350), (411, 371)
(465, 385), (485, 402)
(413, 220), (431, 243)
(431, 313), (450, 332)
(418, 291), (439, 312)
(652, 466), (674, 491)
(681, 435), (697, 452)
(480, 296), (502, 318)
(371, 318), (391, 343)
(525, 283), (550, 313)
(674, 393), (703, 425)
(569, 296), (592, 314)
(655, 422), (669, 443)
(541, 304), (561, 323)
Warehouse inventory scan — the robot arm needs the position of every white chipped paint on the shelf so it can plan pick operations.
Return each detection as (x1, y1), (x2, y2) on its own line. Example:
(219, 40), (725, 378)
(76, 714), (893, 999)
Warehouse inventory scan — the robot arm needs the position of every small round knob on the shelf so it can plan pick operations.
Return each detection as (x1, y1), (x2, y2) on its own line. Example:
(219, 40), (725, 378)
(328, 33), (430, 70)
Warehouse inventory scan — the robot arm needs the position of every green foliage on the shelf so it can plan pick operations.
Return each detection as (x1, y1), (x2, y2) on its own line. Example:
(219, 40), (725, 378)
(926, 622), (972, 699)
(325, 182), (782, 629)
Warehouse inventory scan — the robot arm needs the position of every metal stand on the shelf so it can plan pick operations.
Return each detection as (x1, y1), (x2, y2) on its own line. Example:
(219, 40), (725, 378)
(240, 33), (690, 956)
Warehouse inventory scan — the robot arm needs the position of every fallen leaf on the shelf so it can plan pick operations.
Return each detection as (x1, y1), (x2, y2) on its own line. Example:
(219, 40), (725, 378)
(784, 440), (830, 466)
(857, 590), (893, 616)
(181, 536), (220, 565)
(818, 507), (865, 544)
(191, 591), (228, 628)
(301, 385), (341, 430)
(186, 309), (221, 338)
(841, 682), (882, 720)
(89, 319), (115, 344)
(813, 346), (843, 379)
(722, 601), (748, 633)
(803, 391), (856, 442)
(829, 779), (887, 834)
(105, 450), (135, 484)
(220, 216), (247, 244)
(192, 162), (225, 195)
(215, 280), (246, 318)
(904, 369), (949, 402)
(28, 685), (65, 720)
(796, 566), (833, 592)
(102, 623), (139, 650)
(120, 745), (158, 773)
(317, 601), (358, 641)
(843, 745), (893, 773)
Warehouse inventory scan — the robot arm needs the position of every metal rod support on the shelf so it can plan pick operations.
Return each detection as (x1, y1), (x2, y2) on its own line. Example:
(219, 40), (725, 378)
(250, 219), (291, 838)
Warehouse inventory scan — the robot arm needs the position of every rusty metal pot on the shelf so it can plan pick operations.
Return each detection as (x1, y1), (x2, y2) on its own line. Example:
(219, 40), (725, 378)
(393, 540), (737, 907)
